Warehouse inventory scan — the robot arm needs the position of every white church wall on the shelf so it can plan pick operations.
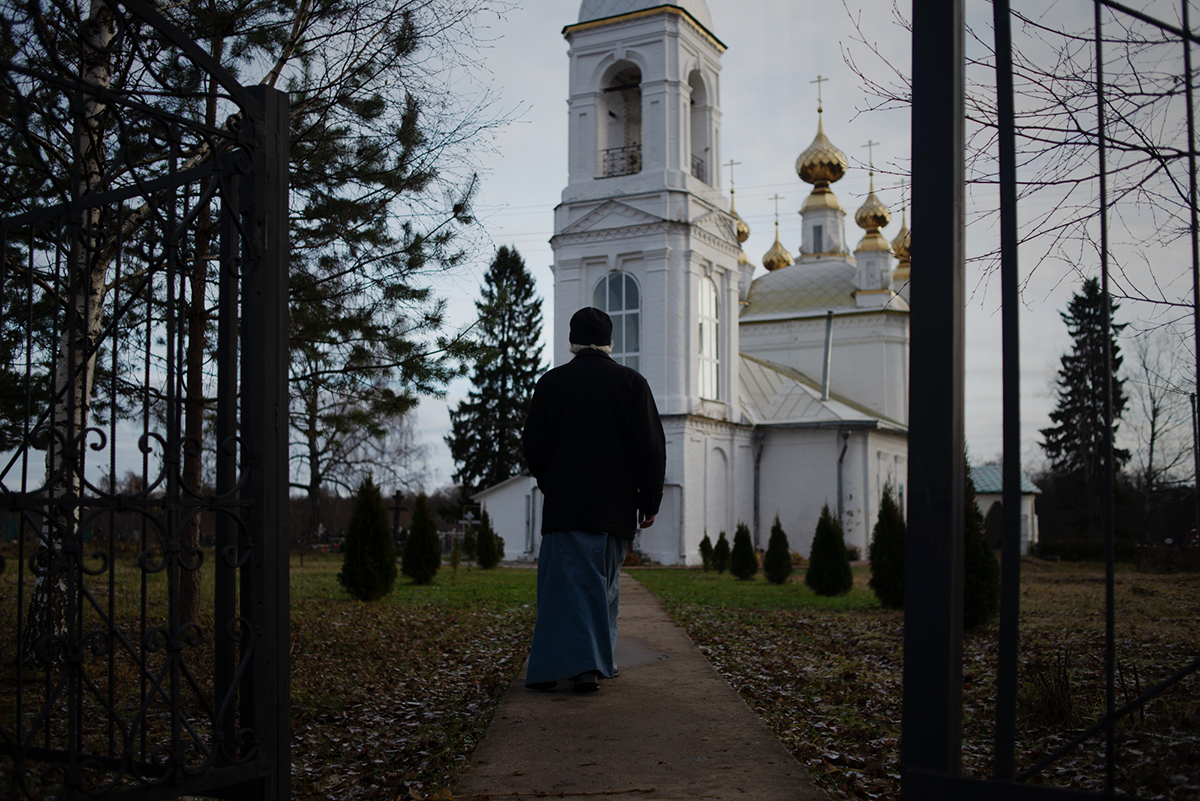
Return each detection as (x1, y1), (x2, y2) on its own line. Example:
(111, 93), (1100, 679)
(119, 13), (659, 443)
(754, 426), (906, 559)
(648, 414), (753, 565)
(740, 311), (909, 424)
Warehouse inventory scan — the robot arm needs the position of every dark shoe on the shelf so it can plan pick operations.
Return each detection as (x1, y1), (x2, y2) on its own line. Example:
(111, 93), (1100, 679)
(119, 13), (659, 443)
(526, 681), (556, 691)
(572, 671), (600, 692)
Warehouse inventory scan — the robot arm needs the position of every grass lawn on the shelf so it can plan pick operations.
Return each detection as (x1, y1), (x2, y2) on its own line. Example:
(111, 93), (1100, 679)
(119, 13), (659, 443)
(289, 555), (537, 800)
(630, 559), (1200, 801)
(631, 563), (879, 612)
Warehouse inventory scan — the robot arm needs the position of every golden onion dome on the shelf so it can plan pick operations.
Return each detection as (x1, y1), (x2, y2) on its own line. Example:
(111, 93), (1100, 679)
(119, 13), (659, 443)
(854, 173), (891, 232)
(762, 223), (794, 272)
(738, 249), (752, 267)
(730, 191), (750, 243)
(892, 209), (911, 264)
(796, 110), (848, 188)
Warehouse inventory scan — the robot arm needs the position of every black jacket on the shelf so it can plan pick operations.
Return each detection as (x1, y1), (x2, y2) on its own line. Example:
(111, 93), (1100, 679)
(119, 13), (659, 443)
(522, 349), (666, 540)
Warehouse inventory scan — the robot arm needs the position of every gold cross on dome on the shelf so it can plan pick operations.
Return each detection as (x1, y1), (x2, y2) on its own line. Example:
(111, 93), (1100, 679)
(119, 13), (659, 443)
(862, 140), (880, 172)
(811, 74), (829, 110)
(724, 159), (742, 189)
(768, 194), (785, 226)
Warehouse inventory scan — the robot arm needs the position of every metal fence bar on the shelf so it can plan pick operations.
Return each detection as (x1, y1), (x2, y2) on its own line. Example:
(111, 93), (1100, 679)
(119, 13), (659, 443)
(1184, 0), (1200, 546)
(902, 0), (966, 785)
(1092, 3), (1118, 792)
(992, 0), (1022, 781)
(243, 84), (291, 801)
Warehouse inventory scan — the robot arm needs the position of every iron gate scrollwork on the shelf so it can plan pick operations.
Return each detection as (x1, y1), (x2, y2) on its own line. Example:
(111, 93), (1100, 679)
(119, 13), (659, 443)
(906, 0), (1199, 798)
(0, 0), (289, 798)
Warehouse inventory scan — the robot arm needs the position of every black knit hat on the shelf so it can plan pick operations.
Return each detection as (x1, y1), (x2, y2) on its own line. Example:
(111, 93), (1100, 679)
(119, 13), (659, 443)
(569, 307), (613, 346)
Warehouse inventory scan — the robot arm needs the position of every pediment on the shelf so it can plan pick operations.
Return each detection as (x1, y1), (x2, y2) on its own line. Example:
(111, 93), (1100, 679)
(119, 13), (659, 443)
(561, 200), (664, 235)
(692, 209), (738, 244)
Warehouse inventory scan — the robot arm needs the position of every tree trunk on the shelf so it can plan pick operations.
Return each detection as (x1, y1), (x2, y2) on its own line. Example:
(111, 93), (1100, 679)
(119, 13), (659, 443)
(21, 0), (114, 669)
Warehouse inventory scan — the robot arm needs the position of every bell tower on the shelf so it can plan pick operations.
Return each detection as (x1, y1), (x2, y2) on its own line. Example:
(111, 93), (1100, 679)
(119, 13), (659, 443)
(550, 1), (753, 564)
(552, 0), (741, 416)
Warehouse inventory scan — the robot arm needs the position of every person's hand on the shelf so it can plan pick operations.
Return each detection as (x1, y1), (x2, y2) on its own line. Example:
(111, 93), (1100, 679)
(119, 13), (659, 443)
(639, 512), (656, 529)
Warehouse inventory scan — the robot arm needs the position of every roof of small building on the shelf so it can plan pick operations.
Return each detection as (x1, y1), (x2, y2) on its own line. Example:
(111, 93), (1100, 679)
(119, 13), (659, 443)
(577, 0), (712, 29)
(970, 464), (1042, 495)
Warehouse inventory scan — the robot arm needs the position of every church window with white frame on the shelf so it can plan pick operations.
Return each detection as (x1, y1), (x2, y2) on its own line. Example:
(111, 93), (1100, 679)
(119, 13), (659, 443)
(698, 277), (719, 400)
(592, 273), (640, 371)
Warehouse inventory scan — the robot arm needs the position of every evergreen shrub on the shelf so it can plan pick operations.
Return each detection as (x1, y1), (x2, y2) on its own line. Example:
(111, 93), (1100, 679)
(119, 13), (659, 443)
(699, 533), (714, 571)
(712, 532), (730, 574)
(401, 493), (441, 585)
(805, 504), (853, 596)
(868, 483), (906, 609)
(964, 464), (1000, 630)
(764, 515), (792, 585)
(730, 522), (757, 580)
(476, 509), (502, 569)
(338, 477), (397, 601)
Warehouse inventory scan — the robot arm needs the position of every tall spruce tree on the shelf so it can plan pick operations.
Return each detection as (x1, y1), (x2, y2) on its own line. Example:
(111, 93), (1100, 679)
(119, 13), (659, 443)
(446, 246), (544, 493)
(1040, 277), (1129, 539)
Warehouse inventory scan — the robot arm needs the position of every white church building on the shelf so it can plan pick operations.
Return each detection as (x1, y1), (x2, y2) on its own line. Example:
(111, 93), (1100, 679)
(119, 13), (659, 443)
(475, 0), (915, 565)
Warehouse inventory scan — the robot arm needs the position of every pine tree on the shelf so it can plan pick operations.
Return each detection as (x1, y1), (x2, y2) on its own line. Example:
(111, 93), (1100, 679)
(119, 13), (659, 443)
(699, 533), (714, 571)
(806, 504), (853, 596)
(402, 493), (441, 585)
(764, 515), (793, 585)
(447, 246), (544, 493)
(730, 523), (758, 580)
(964, 461), (1001, 630)
(476, 509), (503, 569)
(338, 477), (398, 601)
(868, 484), (906, 609)
(1040, 277), (1129, 539)
(713, 532), (731, 574)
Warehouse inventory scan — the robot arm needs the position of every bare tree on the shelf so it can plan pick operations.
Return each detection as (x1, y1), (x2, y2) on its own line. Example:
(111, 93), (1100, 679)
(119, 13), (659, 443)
(1126, 327), (1194, 538)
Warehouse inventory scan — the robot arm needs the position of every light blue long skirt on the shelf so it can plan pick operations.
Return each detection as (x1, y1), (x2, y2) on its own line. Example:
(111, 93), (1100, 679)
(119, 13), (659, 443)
(524, 531), (627, 685)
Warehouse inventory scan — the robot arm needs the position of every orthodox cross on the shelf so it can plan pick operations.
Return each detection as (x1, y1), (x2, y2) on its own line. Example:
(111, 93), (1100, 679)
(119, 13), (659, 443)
(811, 74), (829, 110)
(388, 490), (408, 539)
(895, 178), (908, 213)
(724, 158), (742, 189)
(768, 193), (785, 227)
(862, 139), (880, 172)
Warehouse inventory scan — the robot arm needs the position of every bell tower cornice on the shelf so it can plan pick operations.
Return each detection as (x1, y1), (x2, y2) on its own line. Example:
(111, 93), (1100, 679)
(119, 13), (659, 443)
(564, 5), (726, 52)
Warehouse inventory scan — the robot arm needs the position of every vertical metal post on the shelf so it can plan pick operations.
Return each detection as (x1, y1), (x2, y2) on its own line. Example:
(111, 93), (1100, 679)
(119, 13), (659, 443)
(1183, 0), (1200, 549)
(244, 84), (291, 801)
(1093, 4), (1117, 792)
(993, 0), (1022, 781)
(903, 0), (966, 787)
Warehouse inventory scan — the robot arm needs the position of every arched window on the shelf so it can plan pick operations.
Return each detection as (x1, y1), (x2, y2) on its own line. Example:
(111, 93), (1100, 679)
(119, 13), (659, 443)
(688, 70), (709, 184)
(699, 277), (719, 399)
(600, 65), (642, 178)
(592, 273), (640, 371)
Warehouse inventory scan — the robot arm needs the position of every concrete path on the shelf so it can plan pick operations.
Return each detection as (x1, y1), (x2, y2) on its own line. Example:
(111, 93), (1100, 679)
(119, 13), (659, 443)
(453, 574), (828, 800)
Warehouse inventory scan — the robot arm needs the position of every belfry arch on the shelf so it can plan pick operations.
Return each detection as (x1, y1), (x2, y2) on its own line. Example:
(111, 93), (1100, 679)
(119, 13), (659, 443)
(600, 62), (642, 177)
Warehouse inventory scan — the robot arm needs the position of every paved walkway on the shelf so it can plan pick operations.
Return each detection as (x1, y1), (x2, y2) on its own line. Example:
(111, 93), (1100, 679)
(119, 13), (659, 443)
(453, 575), (828, 800)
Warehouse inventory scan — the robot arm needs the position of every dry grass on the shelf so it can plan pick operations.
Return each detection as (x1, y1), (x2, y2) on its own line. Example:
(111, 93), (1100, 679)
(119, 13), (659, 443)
(635, 558), (1200, 801)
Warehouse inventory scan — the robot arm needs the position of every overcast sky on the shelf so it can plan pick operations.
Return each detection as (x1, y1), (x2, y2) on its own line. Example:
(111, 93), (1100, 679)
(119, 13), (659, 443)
(410, 0), (1197, 491)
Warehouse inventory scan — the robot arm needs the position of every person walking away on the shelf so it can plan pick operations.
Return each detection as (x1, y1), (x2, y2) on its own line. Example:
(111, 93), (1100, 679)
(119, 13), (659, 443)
(521, 307), (666, 692)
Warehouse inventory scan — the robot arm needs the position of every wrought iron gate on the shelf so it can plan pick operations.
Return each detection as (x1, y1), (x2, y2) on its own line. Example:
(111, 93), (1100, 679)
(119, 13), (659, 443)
(906, 0), (1199, 798)
(0, 0), (289, 798)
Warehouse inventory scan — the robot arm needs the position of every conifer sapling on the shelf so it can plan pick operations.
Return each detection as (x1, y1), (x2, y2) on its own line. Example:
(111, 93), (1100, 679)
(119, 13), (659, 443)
(764, 515), (792, 585)
(805, 504), (853, 596)
(730, 522), (758, 580)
